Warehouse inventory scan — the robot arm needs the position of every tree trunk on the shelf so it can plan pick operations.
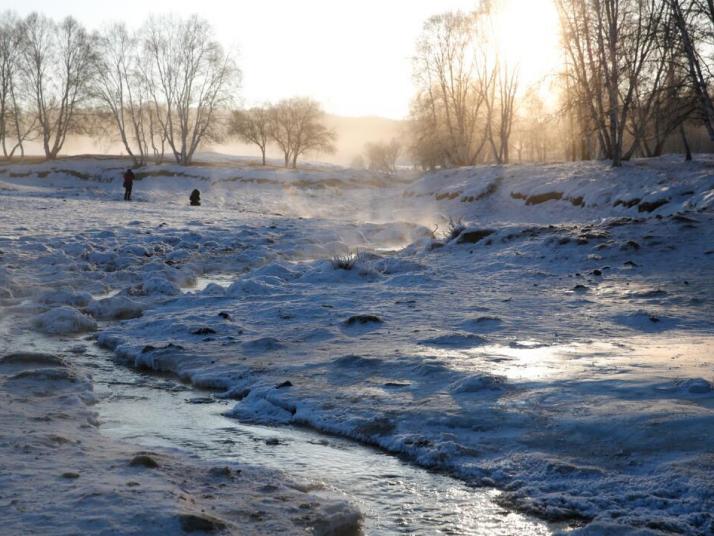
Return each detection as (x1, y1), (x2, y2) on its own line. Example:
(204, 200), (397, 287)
(1, 116), (7, 158)
(680, 124), (692, 161)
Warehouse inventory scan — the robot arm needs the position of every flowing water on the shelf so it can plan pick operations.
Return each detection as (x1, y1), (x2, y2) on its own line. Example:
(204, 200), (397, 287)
(4, 318), (552, 535)
(86, 344), (551, 535)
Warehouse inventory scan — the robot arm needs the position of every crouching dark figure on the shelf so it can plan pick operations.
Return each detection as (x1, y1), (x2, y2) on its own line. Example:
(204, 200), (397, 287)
(190, 189), (201, 206)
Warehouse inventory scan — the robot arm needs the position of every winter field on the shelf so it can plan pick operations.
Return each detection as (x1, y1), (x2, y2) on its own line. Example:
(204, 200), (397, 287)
(0, 154), (713, 535)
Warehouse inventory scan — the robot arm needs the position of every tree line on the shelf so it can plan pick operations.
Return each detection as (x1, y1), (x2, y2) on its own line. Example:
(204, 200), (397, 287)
(0, 12), (336, 167)
(348, 139), (402, 173)
(408, 7), (519, 170)
(409, 0), (714, 169)
(229, 99), (336, 169)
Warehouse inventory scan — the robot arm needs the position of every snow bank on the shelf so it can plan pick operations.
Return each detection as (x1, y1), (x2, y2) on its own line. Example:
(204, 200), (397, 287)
(404, 155), (714, 226)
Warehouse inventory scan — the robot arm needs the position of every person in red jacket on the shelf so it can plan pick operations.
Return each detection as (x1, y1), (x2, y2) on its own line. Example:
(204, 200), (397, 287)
(123, 168), (135, 201)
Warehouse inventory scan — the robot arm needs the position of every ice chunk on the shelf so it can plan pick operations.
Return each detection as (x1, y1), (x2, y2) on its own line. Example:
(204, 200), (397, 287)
(460, 316), (503, 333)
(39, 289), (93, 307)
(676, 378), (713, 394)
(419, 333), (487, 348)
(612, 311), (678, 332)
(33, 306), (97, 335)
(86, 295), (143, 320)
(141, 276), (181, 296)
(450, 373), (506, 393)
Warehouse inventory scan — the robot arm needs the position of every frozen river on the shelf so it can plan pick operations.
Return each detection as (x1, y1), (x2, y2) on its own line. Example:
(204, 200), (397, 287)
(1, 156), (713, 533)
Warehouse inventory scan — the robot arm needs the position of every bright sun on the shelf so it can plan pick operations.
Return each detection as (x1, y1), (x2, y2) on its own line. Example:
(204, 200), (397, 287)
(492, 0), (563, 97)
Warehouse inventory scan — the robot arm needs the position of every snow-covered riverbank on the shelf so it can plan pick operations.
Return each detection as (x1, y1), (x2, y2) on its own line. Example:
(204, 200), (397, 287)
(1, 155), (713, 534)
(0, 330), (361, 535)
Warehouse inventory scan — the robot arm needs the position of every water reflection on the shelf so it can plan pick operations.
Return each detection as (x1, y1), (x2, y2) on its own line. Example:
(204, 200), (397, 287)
(415, 340), (618, 381)
(415, 335), (714, 384)
(87, 347), (551, 535)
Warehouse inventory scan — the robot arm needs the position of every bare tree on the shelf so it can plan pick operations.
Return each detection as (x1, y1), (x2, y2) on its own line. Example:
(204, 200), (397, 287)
(94, 23), (153, 164)
(140, 15), (239, 165)
(269, 97), (336, 169)
(411, 11), (489, 167)
(669, 0), (714, 140)
(408, 93), (448, 169)
(410, 6), (522, 168)
(365, 138), (402, 172)
(485, 60), (519, 163)
(19, 14), (96, 159)
(267, 100), (293, 168)
(557, 0), (666, 166)
(627, 9), (696, 157)
(229, 106), (271, 165)
(0, 12), (34, 158)
(511, 87), (559, 162)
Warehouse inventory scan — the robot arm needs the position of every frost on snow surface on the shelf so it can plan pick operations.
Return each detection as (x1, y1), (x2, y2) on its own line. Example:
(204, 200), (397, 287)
(1, 154), (713, 534)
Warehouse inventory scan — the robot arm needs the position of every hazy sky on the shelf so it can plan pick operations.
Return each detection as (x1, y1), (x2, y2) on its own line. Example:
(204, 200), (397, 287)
(11, 0), (560, 119)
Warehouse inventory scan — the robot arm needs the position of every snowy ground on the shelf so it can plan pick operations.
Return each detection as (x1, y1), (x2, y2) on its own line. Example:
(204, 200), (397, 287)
(1, 154), (713, 534)
(0, 347), (360, 535)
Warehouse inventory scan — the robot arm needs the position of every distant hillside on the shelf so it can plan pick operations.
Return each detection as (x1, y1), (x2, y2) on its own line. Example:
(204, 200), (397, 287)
(323, 114), (406, 166)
